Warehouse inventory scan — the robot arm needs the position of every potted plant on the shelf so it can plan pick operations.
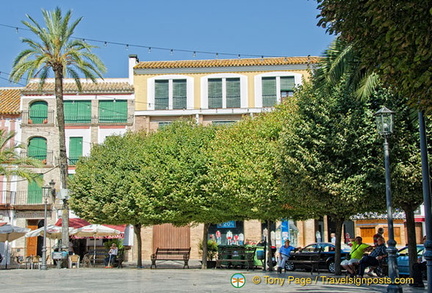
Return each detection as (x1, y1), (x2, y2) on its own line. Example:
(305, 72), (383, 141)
(199, 239), (218, 268)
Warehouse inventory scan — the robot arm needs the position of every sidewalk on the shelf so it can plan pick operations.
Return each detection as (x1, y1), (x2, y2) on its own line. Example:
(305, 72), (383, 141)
(0, 260), (426, 292)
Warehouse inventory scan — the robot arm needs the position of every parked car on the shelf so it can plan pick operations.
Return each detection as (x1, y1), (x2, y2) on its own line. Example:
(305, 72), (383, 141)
(285, 242), (351, 273)
(397, 245), (424, 276)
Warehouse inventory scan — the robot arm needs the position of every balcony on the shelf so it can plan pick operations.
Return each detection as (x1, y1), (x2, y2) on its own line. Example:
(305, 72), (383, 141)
(22, 110), (55, 126)
(14, 190), (55, 207)
(20, 150), (55, 166)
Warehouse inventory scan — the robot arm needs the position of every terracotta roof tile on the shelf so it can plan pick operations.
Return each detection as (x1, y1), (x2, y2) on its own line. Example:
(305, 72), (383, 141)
(22, 80), (134, 95)
(135, 56), (320, 69)
(0, 88), (21, 115)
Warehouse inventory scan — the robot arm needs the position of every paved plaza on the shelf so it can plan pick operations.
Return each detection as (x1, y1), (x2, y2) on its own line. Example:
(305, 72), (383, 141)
(0, 261), (427, 292)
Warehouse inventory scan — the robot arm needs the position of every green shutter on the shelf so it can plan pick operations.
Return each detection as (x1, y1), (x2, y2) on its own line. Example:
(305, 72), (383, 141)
(65, 101), (91, 123)
(27, 174), (43, 204)
(99, 100), (127, 123)
(208, 79), (222, 109)
(172, 79), (187, 109)
(280, 76), (295, 91)
(28, 137), (47, 161)
(69, 137), (83, 165)
(29, 101), (48, 124)
(155, 80), (169, 110)
(226, 78), (241, 108)
(262, 77), (277, 107)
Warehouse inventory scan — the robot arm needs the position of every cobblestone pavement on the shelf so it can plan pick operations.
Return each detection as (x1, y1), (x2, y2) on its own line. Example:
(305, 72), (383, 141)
(0, 261), (426, 292)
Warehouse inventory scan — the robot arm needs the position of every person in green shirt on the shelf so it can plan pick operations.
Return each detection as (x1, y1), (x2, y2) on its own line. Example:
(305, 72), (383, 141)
(341, 236), (370, 277)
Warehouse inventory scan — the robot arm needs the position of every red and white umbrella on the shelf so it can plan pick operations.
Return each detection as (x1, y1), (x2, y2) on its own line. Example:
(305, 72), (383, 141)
(25, 224), (76, 240)
(74, 224), (121, 265)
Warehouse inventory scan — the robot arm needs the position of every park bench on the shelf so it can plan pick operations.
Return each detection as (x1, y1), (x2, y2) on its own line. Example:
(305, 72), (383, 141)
(216, 246), (256, 271)
(288, 251), (322, 275)
(150, 247), (191, 269)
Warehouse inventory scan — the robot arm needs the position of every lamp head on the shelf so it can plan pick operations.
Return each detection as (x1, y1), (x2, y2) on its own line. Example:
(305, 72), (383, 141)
(374, 106), (395, 136)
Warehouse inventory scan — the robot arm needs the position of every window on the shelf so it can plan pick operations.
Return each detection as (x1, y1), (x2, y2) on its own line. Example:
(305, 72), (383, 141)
(99, 100), (127, 123)
(29, 101), (48, 124)
(155, 79), (187, 110)
(68, 137), (83, 165)
(28, 137), (47, 161)
(27, 174), (43, 204)
(262, 76), (295, 107)
(158, 121), (172, 129)
(64, 101), (91, 123)
(208, 78), (240, 109)
(212, 121), (236, 126)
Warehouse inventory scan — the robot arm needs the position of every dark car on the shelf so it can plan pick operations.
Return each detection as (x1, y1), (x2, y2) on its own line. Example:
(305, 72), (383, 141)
(397, 245), (424, 276)
(285, 242), (351, 273)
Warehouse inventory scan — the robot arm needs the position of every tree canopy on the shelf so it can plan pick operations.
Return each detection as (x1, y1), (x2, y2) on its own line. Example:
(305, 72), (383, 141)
(317, 0), (432, 110)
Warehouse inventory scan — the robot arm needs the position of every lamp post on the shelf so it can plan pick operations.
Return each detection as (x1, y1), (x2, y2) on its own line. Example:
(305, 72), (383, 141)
(374, 107), (402, 293)
(40, 184), (52, 270)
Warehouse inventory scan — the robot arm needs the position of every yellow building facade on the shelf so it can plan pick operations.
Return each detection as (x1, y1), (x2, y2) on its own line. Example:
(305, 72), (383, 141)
(129, 55), (320, 260)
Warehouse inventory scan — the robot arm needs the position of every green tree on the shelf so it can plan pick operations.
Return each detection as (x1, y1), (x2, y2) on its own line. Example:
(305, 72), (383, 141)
(141, 121), (228, 268)
(0, 130), (42, 182)
(10, 7), (106, 247)
(317, 0), (432, 109)
(69, 132), (149, 267)
(206, 102), (300, 270)
(314, 39), (424, 275)
(279, 76), (387, 274)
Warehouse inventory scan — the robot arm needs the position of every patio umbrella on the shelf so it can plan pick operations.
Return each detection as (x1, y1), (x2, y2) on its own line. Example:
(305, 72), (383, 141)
(0, 224), (30, 269)
(25, 225), (77, 240)
(74, 224), (120, 265)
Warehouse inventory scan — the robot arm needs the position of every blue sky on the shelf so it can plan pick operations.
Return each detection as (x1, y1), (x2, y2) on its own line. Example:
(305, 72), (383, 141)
(0, 0), (335, 87)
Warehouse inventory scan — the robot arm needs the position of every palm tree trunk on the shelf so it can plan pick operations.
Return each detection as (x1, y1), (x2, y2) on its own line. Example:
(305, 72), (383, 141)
(54, 67), (69, 251)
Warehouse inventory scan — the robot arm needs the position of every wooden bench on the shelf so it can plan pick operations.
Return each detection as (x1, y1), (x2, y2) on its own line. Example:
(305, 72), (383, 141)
(216, 246), (256, 271)
(87, 249), (107, 266)
(289, 252), (322, 275)
(150, 248), (191, 269)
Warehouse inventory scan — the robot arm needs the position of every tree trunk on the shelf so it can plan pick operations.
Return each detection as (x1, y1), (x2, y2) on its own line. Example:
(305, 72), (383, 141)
(403, 206), (418, 278)
(333, 217), (344, 275)
(267, 220), (274, 271)
(134, 224), (143, 268)
(54, 67), (69, 251)
(201, 223), (210, 269)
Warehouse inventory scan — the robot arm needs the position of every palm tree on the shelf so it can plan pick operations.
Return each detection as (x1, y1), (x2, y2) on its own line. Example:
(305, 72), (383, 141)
(314, 38), (380, 99)
(10, 7), (106, 249)
(0, 130), (42, 183)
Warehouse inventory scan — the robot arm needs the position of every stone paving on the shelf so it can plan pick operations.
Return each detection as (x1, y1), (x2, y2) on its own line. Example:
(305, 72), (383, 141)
(0, 260), (427, 292)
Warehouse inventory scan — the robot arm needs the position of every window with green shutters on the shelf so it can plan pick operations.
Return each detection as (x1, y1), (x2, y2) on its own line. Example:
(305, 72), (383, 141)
(172, 79), (187, 109)
(27, 174), (43, 204)
(280, 76), (295, 99)
(208, 79), (223, 109)
(262, 77), (277, 107)
(28, 137), (47, 161)
(64, 100), (91, 123)
(99, 100), (127, 123)
(69, 137), (83, 165)
(29, 101), (48, 124)
(226, 78), (240, 108)
(155, 80), (169, 110)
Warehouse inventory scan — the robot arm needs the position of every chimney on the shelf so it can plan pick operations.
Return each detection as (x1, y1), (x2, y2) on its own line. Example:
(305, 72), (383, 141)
(128, 54), (139, 85)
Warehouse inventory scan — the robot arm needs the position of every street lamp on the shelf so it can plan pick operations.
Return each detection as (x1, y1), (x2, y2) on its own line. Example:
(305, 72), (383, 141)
(40, 183), (52, 270)
(374, 106), (402, 293)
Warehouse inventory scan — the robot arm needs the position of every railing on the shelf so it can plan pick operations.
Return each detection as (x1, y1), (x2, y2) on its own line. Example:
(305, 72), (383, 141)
(14, 190), (55, 205)
(22, 110), (55, 125)
(20, 151), (54, 166)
